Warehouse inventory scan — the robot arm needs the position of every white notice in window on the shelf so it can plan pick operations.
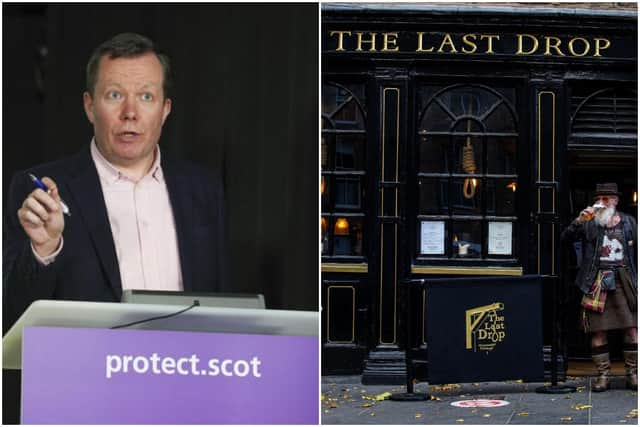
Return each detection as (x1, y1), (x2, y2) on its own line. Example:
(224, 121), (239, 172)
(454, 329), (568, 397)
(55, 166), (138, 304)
(421, 221), (445, 255)
(488, 222), (512, 255)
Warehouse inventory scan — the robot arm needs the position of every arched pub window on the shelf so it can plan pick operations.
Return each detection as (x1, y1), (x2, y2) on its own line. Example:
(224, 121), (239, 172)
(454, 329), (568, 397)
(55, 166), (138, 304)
(417, 84), (518, 261)
(321, 82), (367, 259)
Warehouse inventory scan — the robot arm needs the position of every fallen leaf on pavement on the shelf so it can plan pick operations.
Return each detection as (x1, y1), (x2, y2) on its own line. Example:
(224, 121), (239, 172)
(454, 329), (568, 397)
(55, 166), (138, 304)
(561, 417), (573, 422)
(329, 401), (337, 409)
(415, 413), (423, 419)
(518, 412), (529, 416)
(361, 403), (373, 408)
(574, 404), (592, 410)
(321, 394), (325, 401)
(430, 383), (461, 392)
(483, 414), (491, 418)
(375, 392), (391, 401)
(576, 386), (586, 392)
(456, 418), (464, 423)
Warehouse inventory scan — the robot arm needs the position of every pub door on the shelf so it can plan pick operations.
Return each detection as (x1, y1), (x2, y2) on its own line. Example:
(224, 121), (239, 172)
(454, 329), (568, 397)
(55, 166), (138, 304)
(564, 151), (638, 360)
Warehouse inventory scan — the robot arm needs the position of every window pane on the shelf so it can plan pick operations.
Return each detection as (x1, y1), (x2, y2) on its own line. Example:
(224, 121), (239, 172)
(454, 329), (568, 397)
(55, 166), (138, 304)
(334, 217), (364, 256)
(322, 84), (365, 130)
(335, 134), (365, 171)
(419, 135), (449, 173)
(453, 136), (483, 175)
(321, 134), (331, 170)
(419, 178), (449, 215)
(487, 138), (517, 174)
(486, 179), (517, 216)
(453, 120), (483, 133)
(452, 178), (482, 215)
(452, 221), (482, 258)
(321, 175), (330, 212)
(322, 85), (347, 115)
(333, 102), (365, 130)
(484, 103), (516, 132)
(335, 177), (362, 210)
(322, 216), (329, 255)
(419, 102), (453, 132)
(446, 87), (499, 118)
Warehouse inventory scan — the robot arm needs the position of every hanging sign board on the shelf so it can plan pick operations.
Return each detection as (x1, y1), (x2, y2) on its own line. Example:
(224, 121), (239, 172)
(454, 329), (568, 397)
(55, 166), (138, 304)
(426, 275), (543, 384)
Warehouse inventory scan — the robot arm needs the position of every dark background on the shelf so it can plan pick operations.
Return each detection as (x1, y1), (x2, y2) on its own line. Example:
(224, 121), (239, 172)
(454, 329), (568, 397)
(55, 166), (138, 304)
(3, 4), (319, 311)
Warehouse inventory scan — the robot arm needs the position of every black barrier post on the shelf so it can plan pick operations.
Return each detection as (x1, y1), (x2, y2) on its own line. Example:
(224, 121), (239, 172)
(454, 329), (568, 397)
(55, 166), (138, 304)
(536, 276), (576, 394)
(390, 278), (432, 401)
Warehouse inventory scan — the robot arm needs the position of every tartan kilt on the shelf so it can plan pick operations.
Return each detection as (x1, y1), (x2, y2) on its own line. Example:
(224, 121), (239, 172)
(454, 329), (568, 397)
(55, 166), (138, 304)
(583, 267), (637, 333)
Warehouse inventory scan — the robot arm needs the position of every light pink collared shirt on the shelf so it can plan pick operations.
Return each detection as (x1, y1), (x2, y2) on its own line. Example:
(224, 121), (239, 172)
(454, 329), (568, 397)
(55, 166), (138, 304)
(90, 140), (183, 291)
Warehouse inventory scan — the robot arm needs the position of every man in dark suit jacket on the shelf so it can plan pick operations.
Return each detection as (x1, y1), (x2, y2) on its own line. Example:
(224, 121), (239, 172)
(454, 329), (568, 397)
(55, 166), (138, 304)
(3, 32), (227, 333)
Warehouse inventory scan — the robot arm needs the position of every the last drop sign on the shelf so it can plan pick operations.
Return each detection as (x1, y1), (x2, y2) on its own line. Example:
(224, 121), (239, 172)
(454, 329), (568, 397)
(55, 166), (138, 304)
(426, 275), (544, 384)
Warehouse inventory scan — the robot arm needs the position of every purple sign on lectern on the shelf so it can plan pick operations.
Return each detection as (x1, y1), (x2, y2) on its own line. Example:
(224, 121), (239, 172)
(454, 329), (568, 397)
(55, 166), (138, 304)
(21, 327), (319, 424)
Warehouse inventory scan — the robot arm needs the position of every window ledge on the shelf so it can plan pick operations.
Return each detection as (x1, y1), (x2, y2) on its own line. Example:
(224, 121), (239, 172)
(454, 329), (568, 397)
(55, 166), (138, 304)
(411, 265), (523, 276)
(322, 263), (368, 273)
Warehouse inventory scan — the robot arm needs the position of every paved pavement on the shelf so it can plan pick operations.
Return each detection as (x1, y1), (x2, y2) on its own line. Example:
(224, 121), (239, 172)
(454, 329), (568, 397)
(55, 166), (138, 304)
(322, 375), (638, 424)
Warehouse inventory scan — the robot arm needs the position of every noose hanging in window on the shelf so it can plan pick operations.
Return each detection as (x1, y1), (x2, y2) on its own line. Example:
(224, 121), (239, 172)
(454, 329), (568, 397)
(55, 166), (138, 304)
(462, 110), (477, 199)
(462, 140), (477, 199)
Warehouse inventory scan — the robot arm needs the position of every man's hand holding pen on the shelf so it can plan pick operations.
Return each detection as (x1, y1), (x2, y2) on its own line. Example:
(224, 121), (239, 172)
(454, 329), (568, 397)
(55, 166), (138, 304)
(17, 176), (65, 257)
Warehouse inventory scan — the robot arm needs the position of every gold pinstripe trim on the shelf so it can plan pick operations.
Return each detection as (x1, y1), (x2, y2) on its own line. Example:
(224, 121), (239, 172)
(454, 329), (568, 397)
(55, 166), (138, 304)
(327, 285), (356, 344)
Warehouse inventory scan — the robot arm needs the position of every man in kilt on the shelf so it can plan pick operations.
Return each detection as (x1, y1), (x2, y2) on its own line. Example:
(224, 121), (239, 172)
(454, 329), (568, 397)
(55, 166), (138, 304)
(561, 183), (637, 392)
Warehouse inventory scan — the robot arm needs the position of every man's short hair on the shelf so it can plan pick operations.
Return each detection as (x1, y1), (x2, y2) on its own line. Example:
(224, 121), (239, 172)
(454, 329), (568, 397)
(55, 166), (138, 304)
(86, 32), (172, 99)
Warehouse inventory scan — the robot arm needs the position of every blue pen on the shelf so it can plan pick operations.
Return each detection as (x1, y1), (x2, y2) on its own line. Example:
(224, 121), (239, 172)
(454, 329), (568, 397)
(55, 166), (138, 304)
(28, 173), (71, 216)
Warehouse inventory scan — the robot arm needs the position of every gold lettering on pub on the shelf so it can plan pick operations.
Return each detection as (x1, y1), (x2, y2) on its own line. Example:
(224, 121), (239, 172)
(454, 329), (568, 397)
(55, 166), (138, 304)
(465, 303), (506, 353)
(329, 31), (611, 57)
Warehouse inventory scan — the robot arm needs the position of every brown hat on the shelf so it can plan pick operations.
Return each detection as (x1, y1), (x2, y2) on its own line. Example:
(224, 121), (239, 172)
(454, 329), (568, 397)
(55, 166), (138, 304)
(594, 183), (621, 198)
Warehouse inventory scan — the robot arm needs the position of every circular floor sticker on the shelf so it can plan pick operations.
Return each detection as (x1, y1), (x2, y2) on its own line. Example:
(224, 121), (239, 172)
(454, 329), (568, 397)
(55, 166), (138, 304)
(450, 399), (510, 408)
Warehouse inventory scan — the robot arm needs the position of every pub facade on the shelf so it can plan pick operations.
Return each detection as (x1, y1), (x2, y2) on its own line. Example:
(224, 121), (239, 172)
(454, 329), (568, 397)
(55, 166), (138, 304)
(321, 3), (637, 383)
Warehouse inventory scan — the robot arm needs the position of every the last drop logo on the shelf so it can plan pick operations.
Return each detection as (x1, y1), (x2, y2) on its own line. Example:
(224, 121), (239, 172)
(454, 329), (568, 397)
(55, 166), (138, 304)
(465, 302), (506, 352)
